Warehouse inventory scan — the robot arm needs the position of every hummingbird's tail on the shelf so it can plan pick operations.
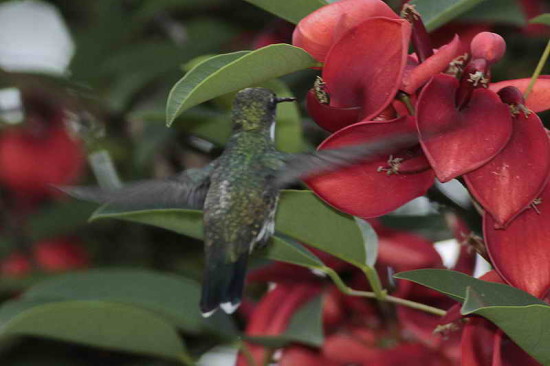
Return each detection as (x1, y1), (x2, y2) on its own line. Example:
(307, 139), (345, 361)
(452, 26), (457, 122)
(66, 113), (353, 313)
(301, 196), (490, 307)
(200, 252), (248, 317)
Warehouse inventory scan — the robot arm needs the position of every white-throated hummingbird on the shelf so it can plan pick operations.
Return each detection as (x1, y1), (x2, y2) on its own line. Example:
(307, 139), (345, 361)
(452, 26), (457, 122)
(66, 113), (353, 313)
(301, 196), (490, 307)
(64, 88), (413, 317)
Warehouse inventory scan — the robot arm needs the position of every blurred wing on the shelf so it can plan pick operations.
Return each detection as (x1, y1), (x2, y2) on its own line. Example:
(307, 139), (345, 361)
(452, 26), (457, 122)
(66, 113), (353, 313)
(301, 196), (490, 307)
(61, 162), (216, 210)
(274, 135), (416, 188)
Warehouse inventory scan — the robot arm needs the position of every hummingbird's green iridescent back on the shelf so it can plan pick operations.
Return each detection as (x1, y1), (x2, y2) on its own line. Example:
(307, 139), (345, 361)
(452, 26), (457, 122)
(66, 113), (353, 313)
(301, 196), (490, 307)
(200, 88), (284, 316)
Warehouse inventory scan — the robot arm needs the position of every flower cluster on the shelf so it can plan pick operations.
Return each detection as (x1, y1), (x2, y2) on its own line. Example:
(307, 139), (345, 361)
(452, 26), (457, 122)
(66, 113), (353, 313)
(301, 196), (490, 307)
(288, 0), (550, 364)
(237, 221), (472, 365)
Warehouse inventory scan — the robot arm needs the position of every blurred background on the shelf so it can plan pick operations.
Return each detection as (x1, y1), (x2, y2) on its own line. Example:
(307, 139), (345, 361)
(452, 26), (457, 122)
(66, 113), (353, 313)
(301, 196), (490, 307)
(0, 0), (547, 365)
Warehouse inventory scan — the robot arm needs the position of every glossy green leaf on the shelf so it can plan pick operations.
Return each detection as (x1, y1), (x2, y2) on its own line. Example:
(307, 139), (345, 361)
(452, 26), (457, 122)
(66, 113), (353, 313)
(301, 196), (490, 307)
(394, 269), (545, 305)
(93, 204), (324, 270)
(410, 0), (484, 31)
(460, 0), (526, 26)
(283, 294), (324, 346)
(166, 45), (317, 125)
(354, 218), (378, 267)
(91, 206), (204, 239)
(0, 301), (190, 363)
(275, 190), (369, 268)
(461, 288), (550, 365)
(530, 13), (550, 25)
(165, 51), (246, 125)
(91, 190), (368, 269)
(20, 269), (236, 336)
(0, 299), (55, 325)
(242, 0), (327, 24)
(246, 295), (324, 347)
(266, 236), (324, 269)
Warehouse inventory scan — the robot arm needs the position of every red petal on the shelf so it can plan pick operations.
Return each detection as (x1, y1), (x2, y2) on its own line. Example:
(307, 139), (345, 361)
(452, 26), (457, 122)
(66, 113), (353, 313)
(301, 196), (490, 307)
(236, 284), (321, 366)
(370, 343), (452, 365)
(465, 113), (550, 227)
(377, 227), (443, 272)
(306, 117), (435, 218)
(499, 332), (541, 366)
(322, 332), (381, 363)
(292, 0), (399, 62)
(461, 317), (497, 366)
(305, 89), (361, 132)
(323, 17), (411, 120)
(401, 35), (462, 94)
(490, 76), (550, 113)
(484, 183), (550, 298)
(416, 74), (513, 182)
(397, 307), (445, 348)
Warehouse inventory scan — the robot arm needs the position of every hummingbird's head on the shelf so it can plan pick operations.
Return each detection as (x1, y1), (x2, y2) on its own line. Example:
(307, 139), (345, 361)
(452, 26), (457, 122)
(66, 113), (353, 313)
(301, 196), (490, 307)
(232, 88), (295, 131)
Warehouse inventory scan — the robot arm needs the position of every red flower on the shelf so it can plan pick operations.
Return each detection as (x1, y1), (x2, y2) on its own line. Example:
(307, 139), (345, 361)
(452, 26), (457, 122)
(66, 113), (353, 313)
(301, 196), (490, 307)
(299, 0), (462, 132)
(238, 225), (464, 365)
(305, 116), (435, 218)
(292, 0), (399, 62)
(0, 108), (85, 198)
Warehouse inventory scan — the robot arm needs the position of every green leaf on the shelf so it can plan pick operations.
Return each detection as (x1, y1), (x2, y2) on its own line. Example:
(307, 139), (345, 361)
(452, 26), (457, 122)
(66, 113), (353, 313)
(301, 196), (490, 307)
(354, 218), (378, 267)
(242, 0), (327, 24)
(94, 206), (323, 270)
(461, 287), (550, 365)
(0, 301), (190, 363)
(166, 45), (317, 125)
(91, 206), (204, 239)
(275, 190), (369, 268)
(394, 269), (545, 305)
(530, 13), (550, 25)
(283, 294), (324, 346)
(266, 236), (324, 269)
(91, 190), (368, 269)
(460, 0), (526, 26)
(20, 269), (236, 336)
(246, 295), (324, 347)
(410, 0), (485, 31)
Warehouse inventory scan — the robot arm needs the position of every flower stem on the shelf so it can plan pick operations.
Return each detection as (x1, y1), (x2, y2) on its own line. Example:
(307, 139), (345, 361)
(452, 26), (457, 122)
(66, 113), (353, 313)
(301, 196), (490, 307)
(524, 39), (550, 99)
(323, 267), (446, 316)
(361, 265), (387, 300)
(397, 92), (415, 115)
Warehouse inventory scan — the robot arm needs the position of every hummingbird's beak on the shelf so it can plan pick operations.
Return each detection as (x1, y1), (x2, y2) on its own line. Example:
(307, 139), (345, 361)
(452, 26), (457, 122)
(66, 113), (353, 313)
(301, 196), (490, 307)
(275, 96), (296, 104)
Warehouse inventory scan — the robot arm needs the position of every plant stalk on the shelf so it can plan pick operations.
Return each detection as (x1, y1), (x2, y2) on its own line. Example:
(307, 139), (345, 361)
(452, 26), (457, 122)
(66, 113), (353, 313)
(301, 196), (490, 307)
(323, 267), (446, 317)
(524, 39), (550, 99)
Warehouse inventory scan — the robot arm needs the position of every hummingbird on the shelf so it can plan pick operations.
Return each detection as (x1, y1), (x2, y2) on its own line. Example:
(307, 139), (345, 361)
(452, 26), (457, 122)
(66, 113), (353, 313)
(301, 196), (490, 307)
(64, 88), (413, 317)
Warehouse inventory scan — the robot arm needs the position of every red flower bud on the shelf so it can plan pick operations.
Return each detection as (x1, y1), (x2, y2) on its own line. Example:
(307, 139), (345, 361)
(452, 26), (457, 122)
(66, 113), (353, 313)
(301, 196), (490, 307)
(497, 86), (526, 106)
(470, 32), (506, 65)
